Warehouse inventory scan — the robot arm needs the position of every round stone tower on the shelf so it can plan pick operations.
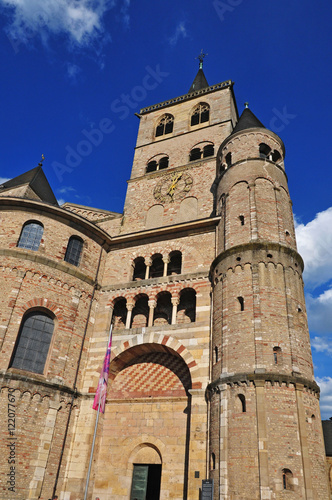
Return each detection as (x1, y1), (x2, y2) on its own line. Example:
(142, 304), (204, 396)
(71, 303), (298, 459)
(208, 108), (330, 499)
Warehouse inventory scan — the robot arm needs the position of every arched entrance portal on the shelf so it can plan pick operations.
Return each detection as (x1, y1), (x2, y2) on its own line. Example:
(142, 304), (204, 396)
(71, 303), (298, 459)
(95, 342), (192, 500)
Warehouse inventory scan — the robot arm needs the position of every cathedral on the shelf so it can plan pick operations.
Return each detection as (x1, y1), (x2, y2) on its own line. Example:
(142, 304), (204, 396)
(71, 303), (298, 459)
(0, 60), (330, 500)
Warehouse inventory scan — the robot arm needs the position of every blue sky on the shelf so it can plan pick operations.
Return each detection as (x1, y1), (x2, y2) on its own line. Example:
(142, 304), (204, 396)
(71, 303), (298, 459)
(0, 0), (331, 417)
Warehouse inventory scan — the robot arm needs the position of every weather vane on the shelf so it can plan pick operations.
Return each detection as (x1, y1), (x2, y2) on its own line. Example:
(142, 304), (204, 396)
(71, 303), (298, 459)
(38, 154), (45, 167)
(196, 49), (208, 69)
(244, 102), (249, 108)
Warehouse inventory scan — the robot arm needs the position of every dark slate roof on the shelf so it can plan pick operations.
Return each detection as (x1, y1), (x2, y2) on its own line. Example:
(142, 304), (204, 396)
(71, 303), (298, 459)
(0, 165), (58, 205)
(322, 420), (332, 456)
(188, 68), (209, 93)
(231, 107), (266, 135)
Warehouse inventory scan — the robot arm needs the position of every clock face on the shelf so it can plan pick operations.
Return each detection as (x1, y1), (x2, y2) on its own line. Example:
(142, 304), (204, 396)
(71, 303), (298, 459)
(153, 172), (193, 203)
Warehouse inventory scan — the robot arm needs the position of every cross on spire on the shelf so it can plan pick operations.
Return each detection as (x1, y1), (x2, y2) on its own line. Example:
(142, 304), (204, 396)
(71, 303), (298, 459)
(196, 49), (208, 69)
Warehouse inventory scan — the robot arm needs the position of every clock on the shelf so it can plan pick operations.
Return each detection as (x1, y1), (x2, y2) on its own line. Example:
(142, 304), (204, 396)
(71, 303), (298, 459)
(153, 172), (193, 203)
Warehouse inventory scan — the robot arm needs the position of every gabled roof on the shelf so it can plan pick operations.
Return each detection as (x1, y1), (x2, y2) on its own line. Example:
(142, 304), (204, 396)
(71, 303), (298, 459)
(188, 68), (209, 93)
(0, 165), (58, 205)
(231, 107), (265, 135)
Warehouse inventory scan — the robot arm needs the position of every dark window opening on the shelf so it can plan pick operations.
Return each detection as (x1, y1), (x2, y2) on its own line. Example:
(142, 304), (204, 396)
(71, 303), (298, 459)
(146, 160), (158, 173)
(238, 296), (244, 311)
(238, 394), (246, 413)
(133, 257), (146, 281)
(159, 156), (169, 170)
(271, 150), (282, 163)
(113, 298), (127, 330)
(259, 143), (271, 159)
(225, 152), (232, 168)
(131, 295), (149, 328)
(64, 236), (83, 267)
(273, 346), (282, 364)
(177, 288), (196, 323)
(17, 221), (44, 251)
(191, 103), (210, 126)
(203, 144), (214, 158)
(214, 346), (218, 363)
(10, 311), (54, 374)
(153, 292), (172, 325)
(155, 114), (174, 137)
(211, 453), (216, 470)
(282, 469), (293, 491)
(239, 215), (245, 226)
(167, 251), (182, 275)
(189, 148), (202, 162)
(146, 156), (169, 173)
(150, 254), (164, 278)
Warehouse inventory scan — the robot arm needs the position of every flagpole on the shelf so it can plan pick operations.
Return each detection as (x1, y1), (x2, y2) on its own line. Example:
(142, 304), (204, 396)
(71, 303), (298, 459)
(83, 325), (113, 500)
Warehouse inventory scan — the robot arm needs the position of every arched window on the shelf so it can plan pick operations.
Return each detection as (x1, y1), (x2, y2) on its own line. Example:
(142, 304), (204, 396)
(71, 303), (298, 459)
(17, 221), (43, 251)
(273, 346), (282, 364)
(112, 297), (127, 330)
(259, 143), (271, 159)
(238, 394), (246, 413)
(146, 156), (169, 173)
(150, 254), (164, 278)
(10, 311), (54, 374)
(203, 144), (214, 158)
(153, 292), (172, 325)
(282, 469), (293, 490)
(214, 346), (219, 363)
(177, 288), (196, 323)
(189, 147), (202, 162)
(133, 257), (146, 281)
(239, 215), (245, 226)
(64, 236), (83, 267)
(238, 296), (244, 311)
(131, 294), (149, 328)
(167, 251), (182, 275)
(155, 114), (174, 137)
(191, 103), (210, 126)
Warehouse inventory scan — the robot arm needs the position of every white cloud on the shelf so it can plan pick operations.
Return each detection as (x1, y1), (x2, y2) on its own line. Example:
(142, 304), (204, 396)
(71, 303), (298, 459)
(312, 336), (332, 356)
(306, 290), (332, 334)
(316, 376), (332, 419)
(0, 177), (10, 184)
(57, 198), (66, 206)
(0, 0), (129, 50)
(295, 207), (332, 288)
(66, 63), (81, 80)
(168, 22), (188, 47)
(57, 186), (76, 195)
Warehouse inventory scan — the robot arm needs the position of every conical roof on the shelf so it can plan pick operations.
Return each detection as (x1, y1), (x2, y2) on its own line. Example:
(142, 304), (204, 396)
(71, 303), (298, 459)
(0, 165), (58, 205)
(188, 68), (209, 93)
(232, 107), (265, 135)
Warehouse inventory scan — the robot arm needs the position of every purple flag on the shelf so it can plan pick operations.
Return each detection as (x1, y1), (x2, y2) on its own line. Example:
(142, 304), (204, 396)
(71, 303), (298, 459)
(93, 333), (112, 413)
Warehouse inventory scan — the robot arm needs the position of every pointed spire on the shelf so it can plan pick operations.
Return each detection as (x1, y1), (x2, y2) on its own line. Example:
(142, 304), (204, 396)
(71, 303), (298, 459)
(188, 50), (209, 93)
(231, 105), (266, 135)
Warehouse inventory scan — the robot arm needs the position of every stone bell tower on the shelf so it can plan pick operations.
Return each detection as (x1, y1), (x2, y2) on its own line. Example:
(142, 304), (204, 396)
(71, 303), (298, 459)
(208, 107), (330, 499)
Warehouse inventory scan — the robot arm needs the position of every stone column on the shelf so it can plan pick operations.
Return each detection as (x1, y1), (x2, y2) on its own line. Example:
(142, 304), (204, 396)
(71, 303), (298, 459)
(148, 300), (156, 327)
(171, 297), (179, 325)
(125, 302), (134, 329)
(163, 256), (170, 277)
(145, 258), (152, 280)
